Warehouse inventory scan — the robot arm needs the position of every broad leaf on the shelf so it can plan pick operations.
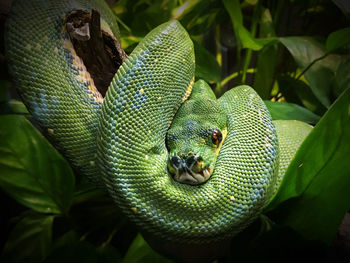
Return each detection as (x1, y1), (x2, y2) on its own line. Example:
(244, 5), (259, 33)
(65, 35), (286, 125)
(265, 87), (350, 243)
(223, 0), (277, 51)
(0, 115), (75, 214)
(177, 1), (221, 36)
(122, 234), (173, 263)
(171, 0), (202, 19)
(264, 101), (320, 124)
(280, 37), (340, 107)
(193, 40), (221, 83)
(2, 212), (54, 263)
(226, 215), (327, 262)
(333, 55), (350, 97)
(254, 8), (277, 99)
(70, 186), (128, 241)
(277, 75), (327, 116)
(326, 27), (350, 52)
(8, 99), (29, 115)
(44, 231), (122, 263)
(331, 0), (350, 17)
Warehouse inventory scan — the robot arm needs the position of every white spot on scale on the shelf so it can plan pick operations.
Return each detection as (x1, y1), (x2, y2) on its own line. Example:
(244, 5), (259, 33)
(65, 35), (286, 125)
(47, 128), (54, 135)
(229, 196), (235, 201)
(25, 44), (31, 50)
(54, 47), (59, 53)
(145, 155), (149, 160)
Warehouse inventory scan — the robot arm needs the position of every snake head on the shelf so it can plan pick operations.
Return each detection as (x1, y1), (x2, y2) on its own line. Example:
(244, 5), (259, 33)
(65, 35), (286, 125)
(166, 78), (227, 186)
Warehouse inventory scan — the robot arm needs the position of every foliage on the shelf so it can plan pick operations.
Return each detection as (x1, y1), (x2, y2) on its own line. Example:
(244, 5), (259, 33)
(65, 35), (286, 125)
(0, 0), (349, 262)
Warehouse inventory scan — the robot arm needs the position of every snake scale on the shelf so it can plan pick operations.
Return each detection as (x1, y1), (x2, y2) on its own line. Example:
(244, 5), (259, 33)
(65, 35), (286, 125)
(6, 0), (312, 244)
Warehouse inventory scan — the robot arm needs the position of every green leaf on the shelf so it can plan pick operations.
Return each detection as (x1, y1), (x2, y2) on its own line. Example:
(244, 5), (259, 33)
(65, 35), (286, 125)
(331, 0), (350, 16)
(8, 99), (30, 114)
(193, 41), (221, 83)
(277, 75), (327, 116)
(177, 1), (220, 36)
(223, 0), (277, 51)
(122, 234), (173, 263)
(171, 0), (202, 19)
(280, 37), (340, 107)
(0, 80), (29, 114)
(326, 27), (350, 52)
(265, 87), (350, 243)
(44, 233), (122, 263)
(0, 115), (75, 214)
(333, 55), (350, 97)
(254, 8), (277, 99)
(70, 186), (128, 240)
(2, 212), (54, 263)
(264, 101), (321, 124)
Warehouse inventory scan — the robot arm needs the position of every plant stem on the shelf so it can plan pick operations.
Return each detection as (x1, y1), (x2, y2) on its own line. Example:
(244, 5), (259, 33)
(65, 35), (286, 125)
(221, 68), (255, 87)
(295, 52), (330, 81)
(242, 2), (260, 83)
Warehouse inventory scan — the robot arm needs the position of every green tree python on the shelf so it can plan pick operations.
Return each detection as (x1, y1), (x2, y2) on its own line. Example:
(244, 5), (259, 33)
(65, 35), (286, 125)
(5, 0), (312, 244)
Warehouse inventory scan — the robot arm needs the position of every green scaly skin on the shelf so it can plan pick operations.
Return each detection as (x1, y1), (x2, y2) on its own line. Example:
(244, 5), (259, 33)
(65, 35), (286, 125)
(6, 0), (313, 244)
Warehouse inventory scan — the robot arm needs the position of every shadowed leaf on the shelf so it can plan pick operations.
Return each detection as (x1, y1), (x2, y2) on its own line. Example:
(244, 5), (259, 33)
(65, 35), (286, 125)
(280, 37), (340, 107)
(122, 234), (173, 263)
(264, 101), (320, 124)
(193, 40), (221, 83)
(326, 27), (350, 52)
(0, 115), (75, 214)
(265, 87), (350, 243)
(2, 212), (54, 263)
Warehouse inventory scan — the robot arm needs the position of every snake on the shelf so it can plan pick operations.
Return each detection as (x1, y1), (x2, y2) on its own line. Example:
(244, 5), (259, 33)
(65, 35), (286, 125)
(6, 0), (313, 244)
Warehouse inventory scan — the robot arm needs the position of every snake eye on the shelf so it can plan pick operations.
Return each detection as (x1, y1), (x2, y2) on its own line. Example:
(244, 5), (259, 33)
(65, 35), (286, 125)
(211, 129), (222, 146)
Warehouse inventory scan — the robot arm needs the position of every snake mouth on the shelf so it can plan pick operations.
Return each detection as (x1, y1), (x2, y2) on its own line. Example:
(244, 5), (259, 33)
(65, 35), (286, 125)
(174, 167), (211, 185)
(168, 153), (212, 185)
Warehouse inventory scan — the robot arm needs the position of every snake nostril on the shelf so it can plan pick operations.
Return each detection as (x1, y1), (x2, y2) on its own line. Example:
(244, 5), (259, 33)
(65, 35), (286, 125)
(185, 154), (196, 168)
(170, 155), (180, 168)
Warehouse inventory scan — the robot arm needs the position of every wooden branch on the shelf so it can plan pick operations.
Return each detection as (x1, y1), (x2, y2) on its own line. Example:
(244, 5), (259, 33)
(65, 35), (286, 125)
(66, 9), (127, 96)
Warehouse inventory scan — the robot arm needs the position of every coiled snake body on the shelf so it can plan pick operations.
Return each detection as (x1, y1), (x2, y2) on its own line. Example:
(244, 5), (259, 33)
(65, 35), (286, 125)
(6, 0), (312, 244)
